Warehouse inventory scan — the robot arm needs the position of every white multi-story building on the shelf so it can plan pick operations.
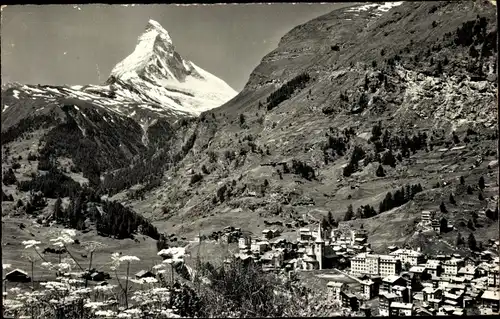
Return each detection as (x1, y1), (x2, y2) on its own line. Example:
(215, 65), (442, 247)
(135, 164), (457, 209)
(425, 260), (442, 277)
(351, 253), (401, 276)
(327, 281), (346, 300)
(380, 255), (401, 277)
(250, 241), (268, 254)
(390, 249), (425, 266)
(421, 211), (435, 223)
(238, 237), (251, 250)
(443, 258), (464, 278)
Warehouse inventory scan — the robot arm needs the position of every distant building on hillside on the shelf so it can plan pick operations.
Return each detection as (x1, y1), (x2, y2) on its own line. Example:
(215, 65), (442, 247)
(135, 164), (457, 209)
(421, 211), (435, 223)
(390, 249), (425, 266)
(351, 253), (401, 276)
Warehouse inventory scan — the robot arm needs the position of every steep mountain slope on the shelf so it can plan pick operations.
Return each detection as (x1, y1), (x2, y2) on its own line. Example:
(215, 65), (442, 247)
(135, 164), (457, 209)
(111, 1), (498, 252)
(2, 1), (498, 258)
(1, 19), (237, 186)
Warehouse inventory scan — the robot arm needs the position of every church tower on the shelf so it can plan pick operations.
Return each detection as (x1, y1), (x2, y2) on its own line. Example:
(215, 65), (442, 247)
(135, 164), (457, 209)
(314, 223), (325, 270)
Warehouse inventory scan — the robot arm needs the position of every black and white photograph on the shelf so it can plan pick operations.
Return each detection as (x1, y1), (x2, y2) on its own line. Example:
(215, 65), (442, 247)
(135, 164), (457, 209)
(1, 1), (499, 318)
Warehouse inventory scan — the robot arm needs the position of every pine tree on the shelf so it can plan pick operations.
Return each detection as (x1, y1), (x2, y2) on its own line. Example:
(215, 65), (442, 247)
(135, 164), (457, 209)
(478, 192), (484, 200)
(467, 185), (474, 195)
(440, 217), (448, 233)
(376, 165), (385, 177)
(467, 233), (477, 251)
(467, 219), (475, 230)
(460, 176), (465, 185)
(449, 194), (456, 205)
(54, 197), (62, 222)
(327, 211), (334, 227)
(344, 204), (354, 221)
(440, 201), (447, 213)
(478, 176), (485, 190)
(456, 233), (465, 246)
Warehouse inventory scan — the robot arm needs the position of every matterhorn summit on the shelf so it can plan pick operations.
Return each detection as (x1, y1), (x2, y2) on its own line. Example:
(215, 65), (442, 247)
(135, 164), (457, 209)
(106, 19), (238, 116)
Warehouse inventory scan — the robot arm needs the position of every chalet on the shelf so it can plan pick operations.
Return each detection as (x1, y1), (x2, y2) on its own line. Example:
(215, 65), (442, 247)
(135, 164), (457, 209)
(359, 303), (371, 317)
(481, 289), (500, 313)
(422, 287), (443, 302)
(431, 219), (441, 232)
(390, 248), (425, 266)
(457, 266), (478, 280)
(238, 236), (251, 250)
(392, 285), (410, 303)
(90, 272), (107, 282)
(390, 302), (415, 316)
(361, 280), (378, 300)
(340, 291), (359, 311)
(4, 269), (30, 283)
(260, 250), (284, 269)
(444, 291), (464, 307)
(262, 229), (273, 240)
(135, 270), (155, 279)
(327, 281), (346, 300)
(379, 292), (399, 317)
(416, 307), (435, 316)
(421, 210), (434, 223)
(409, 266), (429, 285)
(425, 260), (442, 277)
(438, 277), (451, 289)
(488, 265), (499, 287)
(381, 275), (407, 293)
(464, 257), (477, 268)
(442, 258), (464, 278)
(298, 228), (313, 242)
(250, 241), (269, 254)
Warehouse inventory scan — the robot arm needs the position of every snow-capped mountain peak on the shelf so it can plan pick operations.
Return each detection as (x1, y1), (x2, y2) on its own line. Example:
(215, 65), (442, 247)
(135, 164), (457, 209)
(110, 19), (175, 80)
(107, 19), (237, 116)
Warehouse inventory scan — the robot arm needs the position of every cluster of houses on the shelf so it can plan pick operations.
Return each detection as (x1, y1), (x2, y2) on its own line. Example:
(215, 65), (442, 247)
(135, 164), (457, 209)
(232, 223), (372, 273)
(225, 217), (499, 316)
(327, 243), (500, 316)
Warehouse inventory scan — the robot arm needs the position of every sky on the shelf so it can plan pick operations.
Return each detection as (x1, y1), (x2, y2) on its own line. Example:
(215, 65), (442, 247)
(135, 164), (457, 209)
(1, 3), (353, 91)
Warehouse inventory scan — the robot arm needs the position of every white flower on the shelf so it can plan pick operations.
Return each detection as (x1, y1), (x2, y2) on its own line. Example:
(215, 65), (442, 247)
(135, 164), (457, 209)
(153, 264), (165, 270)
(84, 301), (106, 309)
(95, 310), (117, 317)
(50, 235), (74, 247)
(41, 262), (54, 269)
(72, 288), (92, 295)
(131, 277), (158, 285)
(3, 263), (12, 269)
(110, 252), (121, 270)
(124, 308), (142, 315)
(157, 247), (185, 259)
(119, 255), (140, 263)
(93, 285), (116, 293)
(56, 262), (72, 272)
(22, 240), (41, 249)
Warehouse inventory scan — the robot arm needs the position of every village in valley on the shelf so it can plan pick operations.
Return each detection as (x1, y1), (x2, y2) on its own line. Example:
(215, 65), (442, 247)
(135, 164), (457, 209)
(189, 208), (500, 317)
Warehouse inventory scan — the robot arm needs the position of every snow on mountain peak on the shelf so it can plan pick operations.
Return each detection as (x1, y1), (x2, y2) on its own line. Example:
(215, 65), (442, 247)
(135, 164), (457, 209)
(106, 19), (237, 116)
